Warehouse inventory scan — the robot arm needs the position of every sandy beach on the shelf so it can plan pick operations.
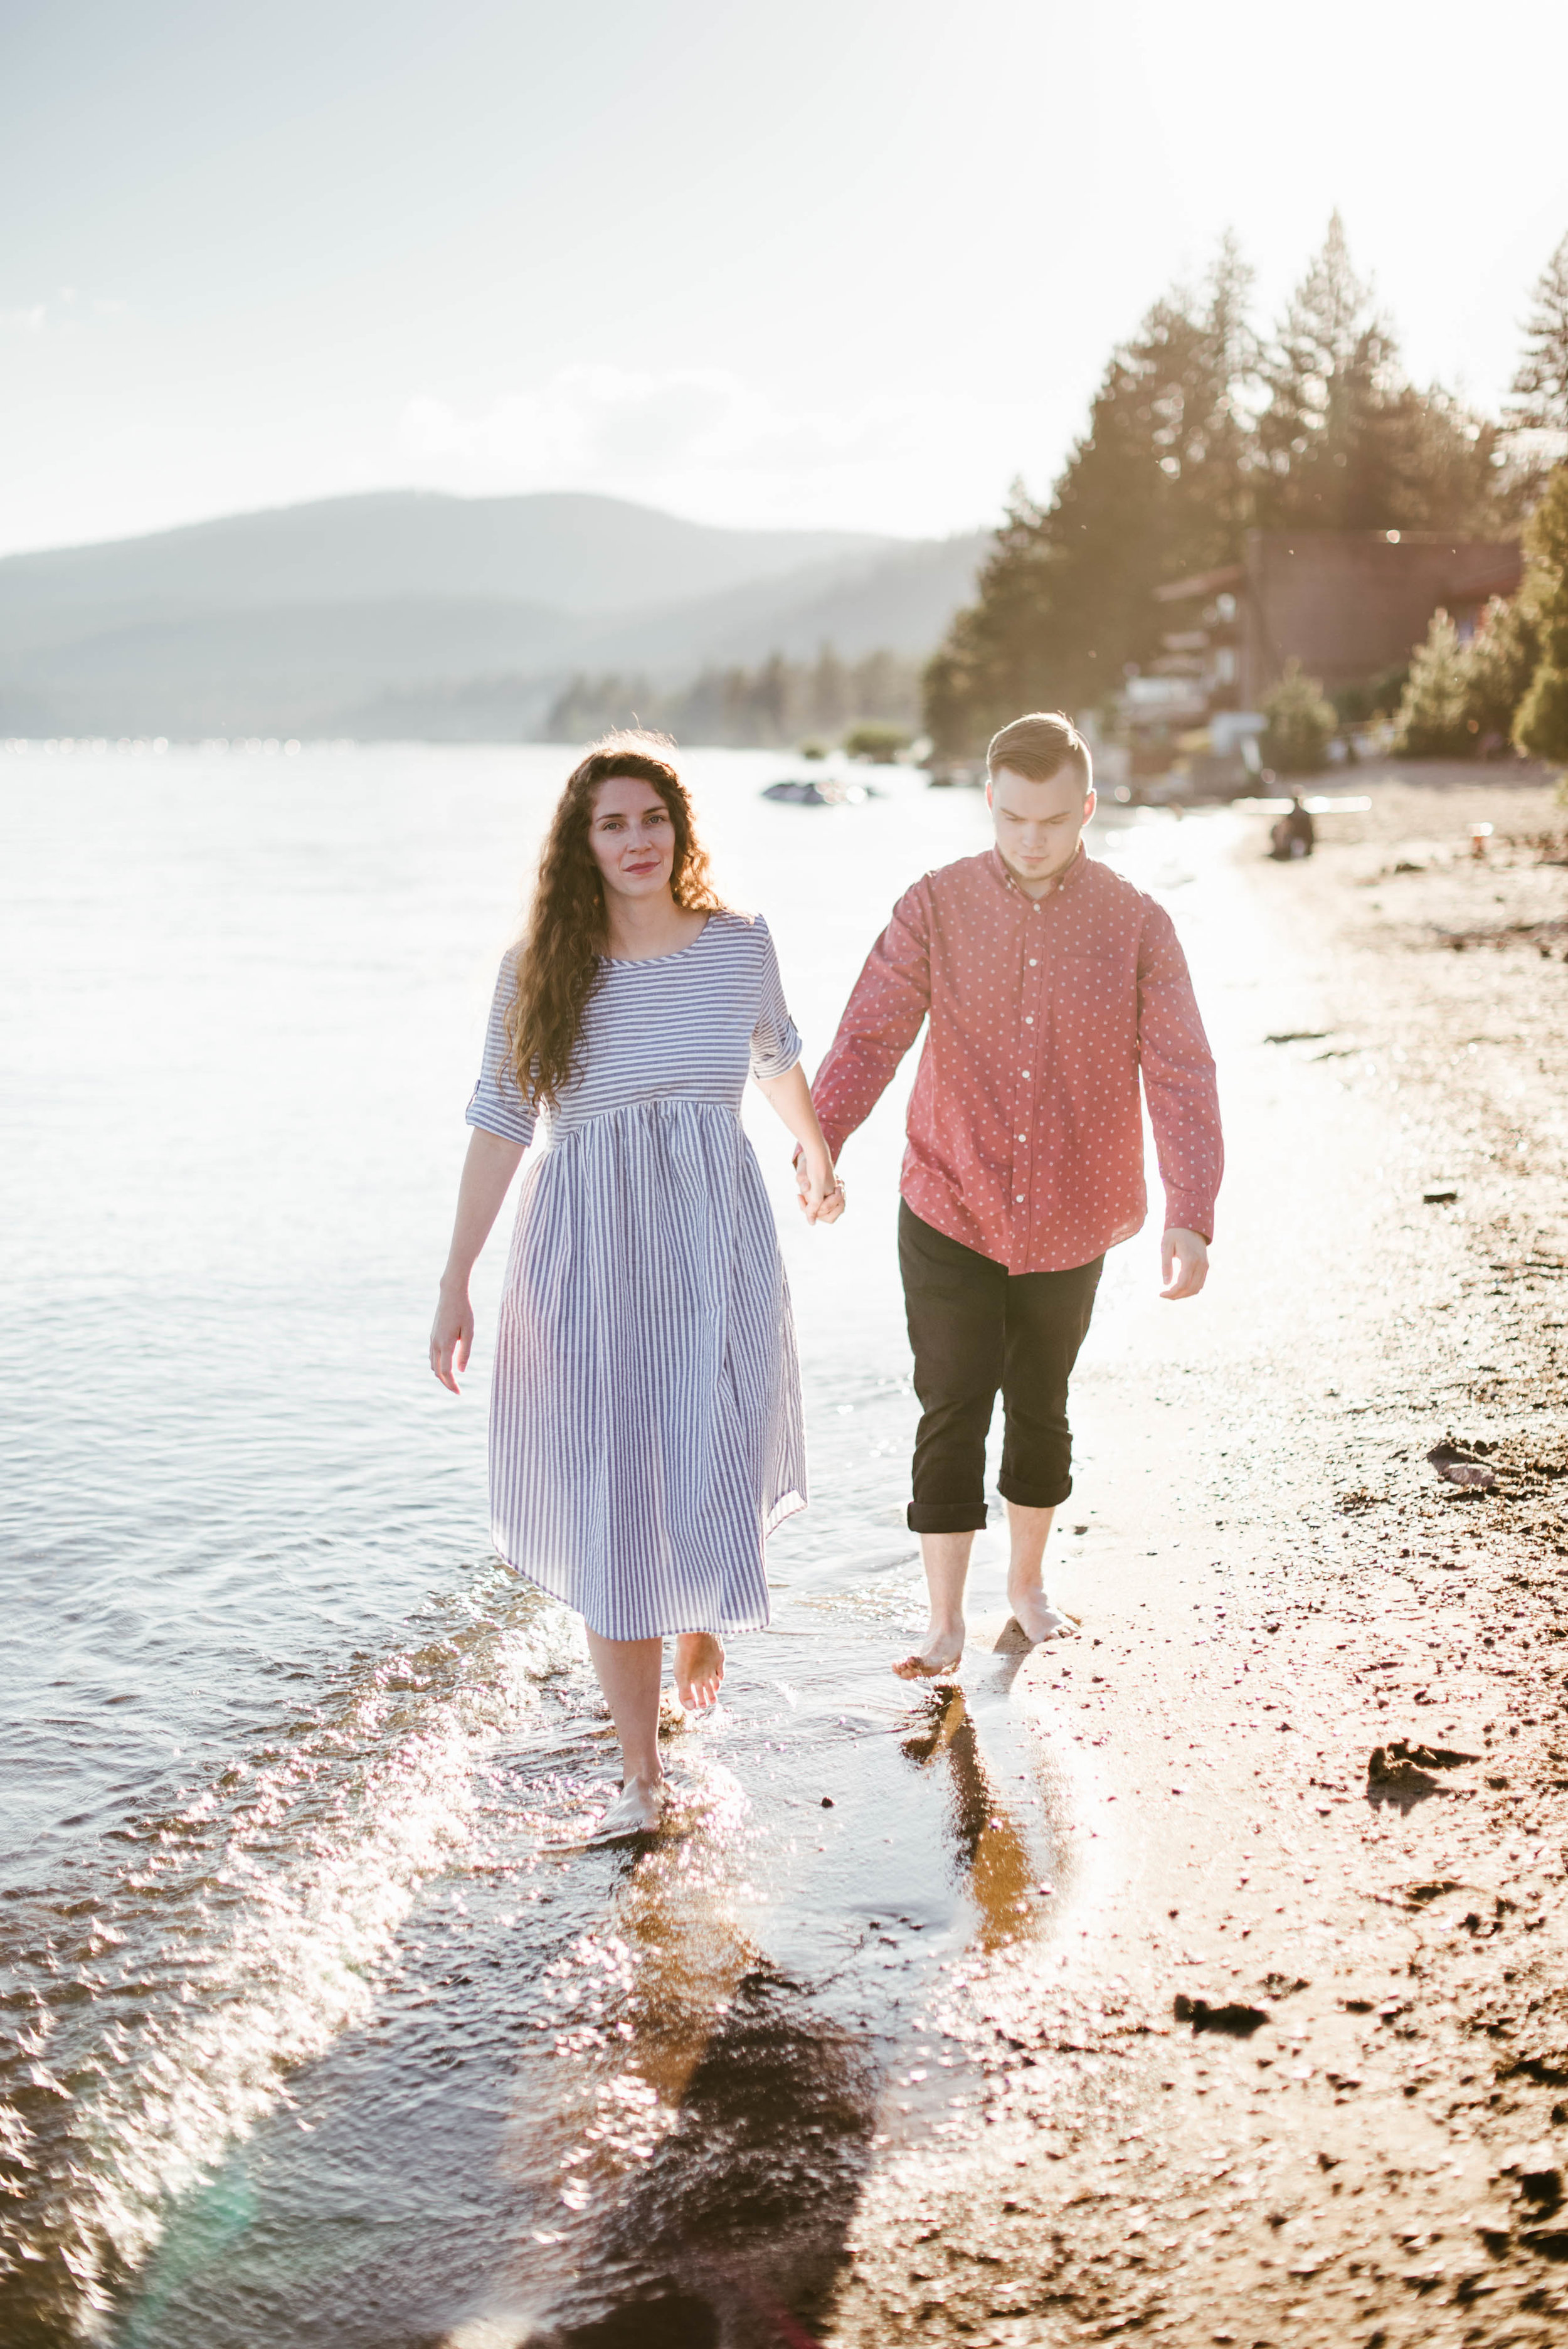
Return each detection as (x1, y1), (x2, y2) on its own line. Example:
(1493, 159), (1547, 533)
(824, 763), (1568, 2348)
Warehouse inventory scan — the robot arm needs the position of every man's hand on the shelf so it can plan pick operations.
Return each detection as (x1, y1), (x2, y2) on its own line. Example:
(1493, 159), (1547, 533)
(796, 1148), (845, 1225)
(1160, 1228), (1209, 1300)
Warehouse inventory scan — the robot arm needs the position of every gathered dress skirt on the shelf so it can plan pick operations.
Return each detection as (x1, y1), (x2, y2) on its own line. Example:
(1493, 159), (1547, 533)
(465, 913), (808, 1640)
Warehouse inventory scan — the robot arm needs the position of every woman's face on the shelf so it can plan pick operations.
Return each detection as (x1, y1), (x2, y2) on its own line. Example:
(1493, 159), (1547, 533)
(586, 777), (679, 902)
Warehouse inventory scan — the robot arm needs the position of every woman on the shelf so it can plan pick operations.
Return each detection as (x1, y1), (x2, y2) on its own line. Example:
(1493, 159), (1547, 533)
(430, 733), (842, 1838)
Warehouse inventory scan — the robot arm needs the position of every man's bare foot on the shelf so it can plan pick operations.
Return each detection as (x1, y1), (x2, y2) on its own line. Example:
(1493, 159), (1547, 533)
(892, 1626), (965, 1681)
(588, 1775), (666, 1843)
(674, 1630), (725, 1712)
(1006, 1584), (1076, 1643)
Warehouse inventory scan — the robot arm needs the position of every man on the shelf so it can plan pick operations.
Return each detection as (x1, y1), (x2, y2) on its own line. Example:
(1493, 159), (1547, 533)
(808, 710), (1222, 1677)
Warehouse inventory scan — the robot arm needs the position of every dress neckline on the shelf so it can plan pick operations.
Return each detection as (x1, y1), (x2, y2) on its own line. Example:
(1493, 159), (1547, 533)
(601, 913), (716, 968)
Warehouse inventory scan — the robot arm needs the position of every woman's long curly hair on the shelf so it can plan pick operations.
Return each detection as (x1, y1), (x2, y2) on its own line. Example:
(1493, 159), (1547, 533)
(506, 732), (728, 1111)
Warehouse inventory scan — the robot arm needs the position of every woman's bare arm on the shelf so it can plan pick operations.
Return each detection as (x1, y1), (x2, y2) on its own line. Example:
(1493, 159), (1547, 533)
(430, 1128), (526, 1392)
(754, 1062), (844, 1224)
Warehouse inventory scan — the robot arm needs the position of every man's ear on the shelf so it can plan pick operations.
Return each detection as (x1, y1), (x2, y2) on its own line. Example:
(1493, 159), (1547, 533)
(1083, 787), (1097, 821)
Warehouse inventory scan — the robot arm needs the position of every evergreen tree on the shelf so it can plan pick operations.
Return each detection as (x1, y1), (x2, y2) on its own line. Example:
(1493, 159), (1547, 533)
(1391, 613), (1473, 756)
(1256, 214), (1503, 533)
(541, 648), (922, 750)
(1261, 660), (1337, 772)
(1463, 595), (1539, 746)
(923, 239), (1258, 753)
(808, 644), (848, 735)
(1507, 232), (1568, 438)
(1514, 465), (1568, 763)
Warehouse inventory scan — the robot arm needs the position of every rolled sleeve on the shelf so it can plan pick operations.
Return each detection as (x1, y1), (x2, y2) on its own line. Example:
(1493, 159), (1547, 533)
(465, 952), (538, 1147)
(810, 879), (932, 1160)
(1136, 906), (1222, 1241)
(748, 918), (804, 1080)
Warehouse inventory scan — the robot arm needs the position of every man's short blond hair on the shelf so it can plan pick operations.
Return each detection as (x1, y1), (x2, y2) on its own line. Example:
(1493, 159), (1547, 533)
(987, 711), (1093, 793)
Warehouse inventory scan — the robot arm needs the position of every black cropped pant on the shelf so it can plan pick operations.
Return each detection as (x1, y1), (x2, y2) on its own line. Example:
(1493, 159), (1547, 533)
(898, 1202), (1103, 1534)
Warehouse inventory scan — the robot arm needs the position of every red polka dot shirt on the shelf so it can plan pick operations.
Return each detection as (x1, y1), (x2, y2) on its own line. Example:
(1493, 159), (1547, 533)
(811, 844), (1222, 1273)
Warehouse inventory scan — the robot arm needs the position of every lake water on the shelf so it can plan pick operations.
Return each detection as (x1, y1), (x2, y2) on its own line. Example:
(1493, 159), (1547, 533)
(0, 742), (1224, 2347)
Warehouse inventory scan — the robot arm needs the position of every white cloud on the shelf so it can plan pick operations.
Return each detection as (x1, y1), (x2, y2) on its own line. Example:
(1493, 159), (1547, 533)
(396, 365), (1046, 536)
(0, 287), (129, 335)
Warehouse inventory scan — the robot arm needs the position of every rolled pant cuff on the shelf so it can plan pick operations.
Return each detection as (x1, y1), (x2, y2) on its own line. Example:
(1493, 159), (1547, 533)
(997, 1475), (1073, 1510)
(907, 1502), (989, 1534)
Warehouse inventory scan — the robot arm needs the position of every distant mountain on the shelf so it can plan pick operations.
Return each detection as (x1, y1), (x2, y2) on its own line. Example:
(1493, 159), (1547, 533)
(570, 532), (988, 674)
(0, 490), (987, 739)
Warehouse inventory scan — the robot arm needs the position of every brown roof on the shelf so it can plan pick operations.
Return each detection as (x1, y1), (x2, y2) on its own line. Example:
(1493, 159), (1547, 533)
(1440, 553), (1523, 603)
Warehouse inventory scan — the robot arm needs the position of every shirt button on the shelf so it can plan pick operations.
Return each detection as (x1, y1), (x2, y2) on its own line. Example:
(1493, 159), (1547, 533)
(1029, 958), (1037, 967)
(1024, 1015), (1034, 1024)
(1015, 1193), (1024, 1202)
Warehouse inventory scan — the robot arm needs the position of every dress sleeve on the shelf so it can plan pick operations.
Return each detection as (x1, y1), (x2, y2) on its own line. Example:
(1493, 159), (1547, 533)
(464, 952), (538, 1147)
(748, 917), (804, 1080)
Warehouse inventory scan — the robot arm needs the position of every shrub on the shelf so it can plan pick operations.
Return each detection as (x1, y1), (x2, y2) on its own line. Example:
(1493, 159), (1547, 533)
(1333, 664), (1409, 726)
(1261, 660), (1338, 773)
(843, 721), (913, 763)
(1392, 610), (1473, 756)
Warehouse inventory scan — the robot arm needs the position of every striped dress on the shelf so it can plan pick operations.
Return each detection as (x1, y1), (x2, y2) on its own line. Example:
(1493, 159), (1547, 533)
(465, 911), (808, 1640)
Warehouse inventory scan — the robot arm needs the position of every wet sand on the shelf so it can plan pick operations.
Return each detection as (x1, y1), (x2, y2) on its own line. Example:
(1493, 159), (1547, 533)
(825, 765), (1568, 2347)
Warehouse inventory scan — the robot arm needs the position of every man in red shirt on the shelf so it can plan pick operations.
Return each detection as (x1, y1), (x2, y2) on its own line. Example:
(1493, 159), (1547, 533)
(808, 711), (1222, 1676)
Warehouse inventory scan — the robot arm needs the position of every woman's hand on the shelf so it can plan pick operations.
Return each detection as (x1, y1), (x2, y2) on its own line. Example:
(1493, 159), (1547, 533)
(755, 1063), (842, 1226)
(796, 1149), (845, 1226)
(430, 1130), (526, 1392)
(430, 1281), (474, 1393)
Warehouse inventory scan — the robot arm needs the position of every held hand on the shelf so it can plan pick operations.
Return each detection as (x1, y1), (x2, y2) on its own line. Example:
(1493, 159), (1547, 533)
(797, 1150), (845, 1226)
(1160, 1228), (1209, 1301)
(430, 1283), (474, 1392)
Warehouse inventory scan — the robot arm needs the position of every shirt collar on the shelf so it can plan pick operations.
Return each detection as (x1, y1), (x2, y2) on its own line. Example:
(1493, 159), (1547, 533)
(989, 840), (1088, 904)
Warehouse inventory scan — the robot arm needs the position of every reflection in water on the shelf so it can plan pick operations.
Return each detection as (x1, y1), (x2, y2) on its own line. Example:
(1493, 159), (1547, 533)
(480, 1761), (879, 2348)
(83, 1661), (1062, 2349)
(900, 1688), (1037, 1951)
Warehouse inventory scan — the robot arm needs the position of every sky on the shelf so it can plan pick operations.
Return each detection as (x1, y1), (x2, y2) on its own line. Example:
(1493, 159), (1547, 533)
(4, 0), (1567, 558)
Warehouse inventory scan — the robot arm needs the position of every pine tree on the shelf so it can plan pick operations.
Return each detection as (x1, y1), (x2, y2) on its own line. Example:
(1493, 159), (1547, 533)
(1514, 465), (1568, 763)
(1257, 215), (1504, 531)
(1507, 233), (1568, 438)
(808, 644), (848, 735)
(923, 239), (1259, 753)
(1256, 214), (1396, 528)
(1392, 613), (1473, 756)
(1463, 596), (1539, 746)
(1261, 659), (1338, 772)
(921, 487), (1066, 753)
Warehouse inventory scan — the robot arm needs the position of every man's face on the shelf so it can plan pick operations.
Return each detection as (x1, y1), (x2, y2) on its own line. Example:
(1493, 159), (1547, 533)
(987, 763), (1096, 896)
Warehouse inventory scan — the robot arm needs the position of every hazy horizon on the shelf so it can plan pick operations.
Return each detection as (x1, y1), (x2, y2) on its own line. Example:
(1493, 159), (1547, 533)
(0, 484), (931, 569)
(5, 0), (1567, 561)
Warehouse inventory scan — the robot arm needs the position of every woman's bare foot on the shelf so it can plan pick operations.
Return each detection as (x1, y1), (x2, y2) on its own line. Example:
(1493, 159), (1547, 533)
(1006, 1583), (1076, 1643)
(674, 1631), (725, 1712)
(892, 1624), (965, 1680)
(588, 1774), (666, 1843)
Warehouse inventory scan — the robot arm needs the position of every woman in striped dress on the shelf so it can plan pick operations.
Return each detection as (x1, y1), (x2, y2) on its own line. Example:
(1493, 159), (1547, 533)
(430, 734), (843, 1838)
